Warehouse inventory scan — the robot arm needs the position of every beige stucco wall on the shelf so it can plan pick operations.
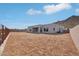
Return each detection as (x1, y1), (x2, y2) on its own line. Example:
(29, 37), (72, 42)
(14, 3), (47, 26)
(70, 25), (79, 50)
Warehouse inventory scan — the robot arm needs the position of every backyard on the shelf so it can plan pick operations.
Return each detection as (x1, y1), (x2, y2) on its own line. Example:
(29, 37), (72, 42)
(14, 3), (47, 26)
(1, 32), (79, 56)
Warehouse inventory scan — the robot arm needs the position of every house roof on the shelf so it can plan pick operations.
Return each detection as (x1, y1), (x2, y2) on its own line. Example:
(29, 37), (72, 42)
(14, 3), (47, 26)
(28, 23), (64, 28)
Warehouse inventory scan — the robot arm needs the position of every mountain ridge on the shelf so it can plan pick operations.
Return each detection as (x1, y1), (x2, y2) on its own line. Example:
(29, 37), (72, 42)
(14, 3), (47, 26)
(54, 15), (79, 28)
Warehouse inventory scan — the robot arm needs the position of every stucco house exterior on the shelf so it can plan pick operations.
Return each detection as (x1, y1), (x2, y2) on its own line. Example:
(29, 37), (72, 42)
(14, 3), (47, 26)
(27, 23), (67, 34)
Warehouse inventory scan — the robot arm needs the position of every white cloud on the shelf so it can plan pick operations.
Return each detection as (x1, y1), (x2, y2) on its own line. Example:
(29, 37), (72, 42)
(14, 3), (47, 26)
(43, 3), (72, 14)
(26, 9), (42, 15)
(75, 9), (79, 15)
(26, 3), (72, 15)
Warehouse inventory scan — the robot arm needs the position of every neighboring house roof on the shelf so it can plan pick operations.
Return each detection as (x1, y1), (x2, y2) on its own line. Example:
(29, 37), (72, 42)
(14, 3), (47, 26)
(28, 23), (65, 28)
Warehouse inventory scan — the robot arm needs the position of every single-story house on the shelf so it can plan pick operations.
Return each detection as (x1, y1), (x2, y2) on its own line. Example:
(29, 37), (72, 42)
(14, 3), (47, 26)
(27, 23), (67, 33)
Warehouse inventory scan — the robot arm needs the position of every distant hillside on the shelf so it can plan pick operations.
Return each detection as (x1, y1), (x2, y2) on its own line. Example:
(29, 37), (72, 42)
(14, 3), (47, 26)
(54, 15), (79, 28)
(10, 29), (27, 32)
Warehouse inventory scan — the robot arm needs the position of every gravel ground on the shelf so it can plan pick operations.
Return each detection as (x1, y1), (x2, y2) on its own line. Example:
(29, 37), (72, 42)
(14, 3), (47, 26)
(1, 32), (79, 56)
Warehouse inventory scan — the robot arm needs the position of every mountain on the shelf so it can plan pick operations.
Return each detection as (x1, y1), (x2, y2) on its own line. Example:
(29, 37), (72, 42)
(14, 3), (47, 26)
(10, 29), (27, 32)
(54, 15), (79, 28)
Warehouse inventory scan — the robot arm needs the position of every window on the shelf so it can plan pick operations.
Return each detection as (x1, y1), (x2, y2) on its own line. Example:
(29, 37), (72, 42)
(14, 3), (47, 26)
(53, 28), (55, 31)
(40, 28), (42, 32)
(29, 29), (31, 31)
(44, 28), (48, 32)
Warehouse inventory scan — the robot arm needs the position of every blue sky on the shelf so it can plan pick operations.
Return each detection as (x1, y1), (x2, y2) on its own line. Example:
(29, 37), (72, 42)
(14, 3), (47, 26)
(0, 3), (79, 29)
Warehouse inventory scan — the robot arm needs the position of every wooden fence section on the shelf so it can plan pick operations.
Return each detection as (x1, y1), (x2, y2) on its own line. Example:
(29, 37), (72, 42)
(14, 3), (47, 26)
(0, 24), (10, 45)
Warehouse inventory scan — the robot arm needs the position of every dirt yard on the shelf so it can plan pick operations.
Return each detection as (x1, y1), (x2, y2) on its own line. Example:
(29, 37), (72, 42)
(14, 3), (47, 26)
(1, 32), (79, 56)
